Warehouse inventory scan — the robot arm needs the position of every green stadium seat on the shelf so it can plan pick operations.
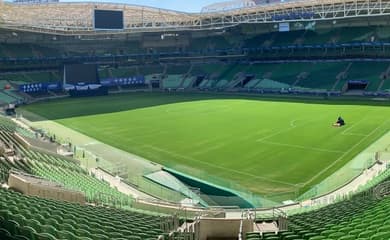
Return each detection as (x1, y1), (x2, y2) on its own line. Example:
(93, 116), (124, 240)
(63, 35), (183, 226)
(309, 236), (326, 240)
(74, 228), (92, 238)
(17, 226), (36, 239)
(366, 224), (382, 231)
(25, 219), (42, 233)
(339, 227), (354, 234)
(284, 234), (301, 240)
(349, 229), (365, 236)
(33, 232), (57, 240)
(90, 233), (110, 240)
(40, 225), (58, 238)
(358, 230), (376, 238)
(338, 235), (356, 240)
(14, 235), (29, 240)
(4, 219), (20, 235)
(11, 214), (26, 226)
(58, 230), (79, 240)
(370, 231), (390, 240)
(127, 236), (142, 240)
(321, 229), (336, 237)
(304, 232), (319, 238)
(59, 223), (75, 232)
(377, 225), (390, 233)
(0, 228), (11, 238)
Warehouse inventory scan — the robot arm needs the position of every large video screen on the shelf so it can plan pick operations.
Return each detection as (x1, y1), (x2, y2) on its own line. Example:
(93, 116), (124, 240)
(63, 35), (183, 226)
(94, 9), (124, 30)
(64, 64), (98, 84)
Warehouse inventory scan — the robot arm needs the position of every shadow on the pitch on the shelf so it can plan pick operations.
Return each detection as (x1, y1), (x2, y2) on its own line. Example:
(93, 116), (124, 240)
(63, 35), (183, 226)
(20, 91), (390, 121)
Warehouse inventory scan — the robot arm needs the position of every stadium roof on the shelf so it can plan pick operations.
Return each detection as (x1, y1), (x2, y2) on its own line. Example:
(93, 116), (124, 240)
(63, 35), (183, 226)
(66, 0), (217, 13)
(1, 0), (390, 35)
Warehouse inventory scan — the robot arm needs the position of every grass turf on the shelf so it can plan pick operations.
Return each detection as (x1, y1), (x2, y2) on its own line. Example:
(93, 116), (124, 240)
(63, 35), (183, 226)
(21, 93), (390, 199)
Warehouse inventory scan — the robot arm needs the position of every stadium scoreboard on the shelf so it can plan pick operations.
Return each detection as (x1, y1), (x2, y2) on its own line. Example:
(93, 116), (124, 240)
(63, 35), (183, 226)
(94, 9), (124, 30)
(64, 64), (99, 85)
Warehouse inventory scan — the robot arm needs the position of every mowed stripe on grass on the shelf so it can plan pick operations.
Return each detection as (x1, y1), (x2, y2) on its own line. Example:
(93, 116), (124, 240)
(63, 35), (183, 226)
(22, 93), (390, 195)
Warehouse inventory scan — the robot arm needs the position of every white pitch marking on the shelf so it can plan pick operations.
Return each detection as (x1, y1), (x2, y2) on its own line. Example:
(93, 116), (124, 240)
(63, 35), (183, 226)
(290, 119), (298, 127)
(256, 116), (325, 142)
(302, 119), (390, 186)
(256, 127), (295, 142)
(341, 117), (366, 136)
(258, 140), (345, 154)
(342, 133), (369, 137)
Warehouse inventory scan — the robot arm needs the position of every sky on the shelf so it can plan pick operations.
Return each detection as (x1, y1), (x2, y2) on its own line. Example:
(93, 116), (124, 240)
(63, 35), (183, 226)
(63, 0), (220, 12)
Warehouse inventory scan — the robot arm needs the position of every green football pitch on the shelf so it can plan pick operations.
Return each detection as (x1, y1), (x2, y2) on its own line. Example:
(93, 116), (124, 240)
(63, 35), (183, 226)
(22, 93), (390, 198)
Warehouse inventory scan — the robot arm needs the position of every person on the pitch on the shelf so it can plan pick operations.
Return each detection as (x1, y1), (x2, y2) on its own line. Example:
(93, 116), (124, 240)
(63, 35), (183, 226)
(333, 116), (345, 127)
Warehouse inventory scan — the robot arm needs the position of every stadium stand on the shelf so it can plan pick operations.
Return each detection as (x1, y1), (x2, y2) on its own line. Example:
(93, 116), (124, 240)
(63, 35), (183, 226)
(0, 44), (34, 58)
(246, 181), (390, 240)
(163, 75), (184, 89)
(344, 62), (387, 92)
(2, 72), (60, 84)
(166, 65), (191, 75)
(296, 62), (348, 90)
(0, 116), (179, 240)
(0, 131), (132, 206)
(1, 0), (390, 239)
(0, 187), (170, 240)
(110, 68), (139, 78)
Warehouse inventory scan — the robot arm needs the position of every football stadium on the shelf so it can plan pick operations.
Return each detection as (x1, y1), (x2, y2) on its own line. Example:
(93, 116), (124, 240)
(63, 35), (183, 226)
(0, 0), (390, 239)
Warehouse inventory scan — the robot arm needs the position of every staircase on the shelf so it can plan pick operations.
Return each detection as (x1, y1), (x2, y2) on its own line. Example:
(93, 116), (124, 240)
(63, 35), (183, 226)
(377, 64), (390, 91)
(293, 72), (309, 87)
(332, 62), (352, 91)
(227, 73), (246, 90)
(250, 207), (288, 236)
(254, 221), (279, 235)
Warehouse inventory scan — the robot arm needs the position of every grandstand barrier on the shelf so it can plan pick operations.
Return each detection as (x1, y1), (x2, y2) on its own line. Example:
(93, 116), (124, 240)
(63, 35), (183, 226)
(68, 86), (108, 98)
(19, 82), (61, 93)
(100, 76), (146, 87)
(69, 143), (191, 204)
(8, 170), (85, 204)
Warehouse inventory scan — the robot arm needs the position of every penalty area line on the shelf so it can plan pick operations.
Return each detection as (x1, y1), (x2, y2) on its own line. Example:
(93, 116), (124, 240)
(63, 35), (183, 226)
(258, 140), (346, 154)
(301, 119), (390, 187)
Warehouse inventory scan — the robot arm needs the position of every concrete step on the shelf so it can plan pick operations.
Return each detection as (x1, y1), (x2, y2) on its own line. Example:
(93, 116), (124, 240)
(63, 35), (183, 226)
(254, 221), (279, 234)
